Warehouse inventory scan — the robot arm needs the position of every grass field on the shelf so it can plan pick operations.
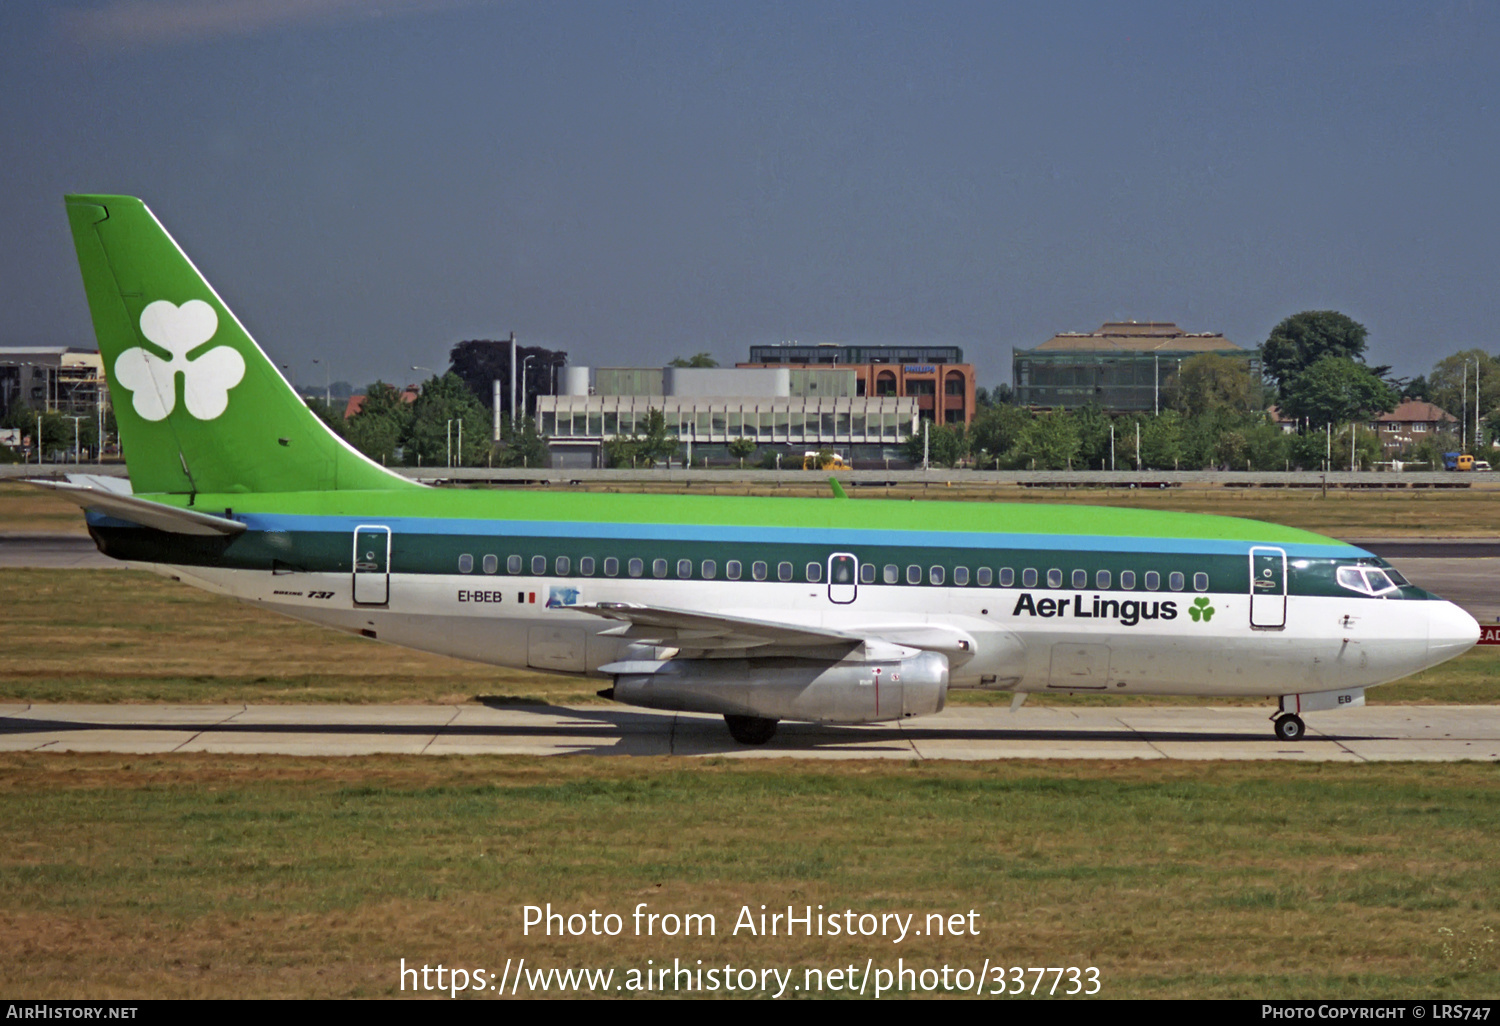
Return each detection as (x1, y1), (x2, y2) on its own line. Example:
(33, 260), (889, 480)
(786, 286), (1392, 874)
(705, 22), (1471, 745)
(2, 755), (1496, 998)
(3, 568), (1496, 706)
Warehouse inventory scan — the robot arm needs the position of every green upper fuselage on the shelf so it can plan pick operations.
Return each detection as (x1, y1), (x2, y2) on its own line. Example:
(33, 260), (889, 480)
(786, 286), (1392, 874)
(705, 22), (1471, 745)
(87, 487), (1412, 603)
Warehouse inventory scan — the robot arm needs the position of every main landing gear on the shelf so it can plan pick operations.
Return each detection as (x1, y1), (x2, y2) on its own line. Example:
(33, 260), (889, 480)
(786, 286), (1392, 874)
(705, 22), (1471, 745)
(724, 715), (779, 745)
(1273, 713), (1306, 742)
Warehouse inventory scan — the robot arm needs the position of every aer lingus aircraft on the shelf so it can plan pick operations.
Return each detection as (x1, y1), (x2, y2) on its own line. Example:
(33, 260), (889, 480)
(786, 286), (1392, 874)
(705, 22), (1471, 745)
(41, 194), (1479, 744)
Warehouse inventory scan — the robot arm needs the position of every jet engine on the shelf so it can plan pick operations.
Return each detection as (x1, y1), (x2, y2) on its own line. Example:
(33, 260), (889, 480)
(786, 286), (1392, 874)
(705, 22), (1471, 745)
(605, 648), (949, 724)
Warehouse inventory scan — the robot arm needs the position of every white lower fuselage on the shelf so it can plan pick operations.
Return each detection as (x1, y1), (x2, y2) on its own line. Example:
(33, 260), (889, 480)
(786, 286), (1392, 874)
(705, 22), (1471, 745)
(149, 563), (1476, 702)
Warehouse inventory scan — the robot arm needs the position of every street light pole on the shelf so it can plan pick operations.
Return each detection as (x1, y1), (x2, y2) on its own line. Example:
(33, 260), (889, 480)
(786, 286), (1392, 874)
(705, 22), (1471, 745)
(65, 415), (84, 463)
(313, 358), (330, 407)
(520, 355), (535, 422)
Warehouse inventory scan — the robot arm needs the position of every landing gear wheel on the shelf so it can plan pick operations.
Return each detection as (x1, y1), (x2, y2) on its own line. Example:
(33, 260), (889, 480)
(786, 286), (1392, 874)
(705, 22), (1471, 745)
(724, 715), (778, 745)
(1274, 713), (1306, 742)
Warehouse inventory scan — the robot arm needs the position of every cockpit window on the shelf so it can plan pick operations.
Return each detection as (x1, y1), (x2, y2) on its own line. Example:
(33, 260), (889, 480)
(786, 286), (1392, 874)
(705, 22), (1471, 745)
(1337, 565), (1400, 596)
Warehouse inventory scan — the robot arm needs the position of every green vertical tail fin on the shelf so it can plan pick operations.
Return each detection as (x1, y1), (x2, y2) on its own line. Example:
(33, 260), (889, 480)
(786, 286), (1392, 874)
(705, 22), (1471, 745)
(65, 194), (419, 496)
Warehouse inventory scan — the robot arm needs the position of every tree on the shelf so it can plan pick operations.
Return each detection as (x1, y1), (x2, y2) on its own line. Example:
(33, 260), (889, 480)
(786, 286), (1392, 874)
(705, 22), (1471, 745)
(901, 422), (968, 468)
(496, 416), (550, 468)
(1426, 350), (1500, 438)
(605, 408), (679, 467)
(1010, 414), (1079, 470)
(974, 383), (1014, 409)
(448, 339), (567, 419)
(1262, 311), (1370, 391)
(304, 396), (346, 438)
(345, 381), (413, 465)
(727, 436), (757, 467)
(1163, 353), (1260, 418)
(1332, 424), (1383, 471)
(1138, 411), (1185, 470)
(1278, 355), (1398, 427)
(668, 352), (719, 368)
(968, 404), (1031, 468)
(406, 373), (490, 466)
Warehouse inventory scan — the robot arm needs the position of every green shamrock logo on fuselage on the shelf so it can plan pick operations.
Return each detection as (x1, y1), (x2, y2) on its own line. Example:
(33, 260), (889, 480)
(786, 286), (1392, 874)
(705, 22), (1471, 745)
(1188, 597), (1215, 623)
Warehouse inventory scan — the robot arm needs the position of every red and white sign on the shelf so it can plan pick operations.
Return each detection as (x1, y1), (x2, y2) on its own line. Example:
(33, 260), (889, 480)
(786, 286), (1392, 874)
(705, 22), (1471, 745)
(1479, 625), (1500, 646)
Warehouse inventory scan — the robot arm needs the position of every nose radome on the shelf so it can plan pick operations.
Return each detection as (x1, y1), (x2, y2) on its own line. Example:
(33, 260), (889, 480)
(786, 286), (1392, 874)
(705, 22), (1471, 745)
(1428, 601), (1480, 664)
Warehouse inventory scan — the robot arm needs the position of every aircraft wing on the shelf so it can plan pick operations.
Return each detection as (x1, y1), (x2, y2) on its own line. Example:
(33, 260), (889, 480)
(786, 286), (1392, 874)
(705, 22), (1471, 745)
(25, 479), (246, 537)
(575, 602), (974, 658)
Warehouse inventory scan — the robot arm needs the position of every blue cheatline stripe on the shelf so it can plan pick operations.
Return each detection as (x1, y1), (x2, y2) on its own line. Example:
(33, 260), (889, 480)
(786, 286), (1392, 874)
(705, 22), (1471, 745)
(239, 512), (1364, 559)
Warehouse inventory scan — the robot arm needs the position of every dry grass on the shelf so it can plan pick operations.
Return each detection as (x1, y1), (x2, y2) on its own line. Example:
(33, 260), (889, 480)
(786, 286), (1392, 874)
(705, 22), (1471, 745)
(1, 755), (1496, 998)
(0, 569), (581, 705)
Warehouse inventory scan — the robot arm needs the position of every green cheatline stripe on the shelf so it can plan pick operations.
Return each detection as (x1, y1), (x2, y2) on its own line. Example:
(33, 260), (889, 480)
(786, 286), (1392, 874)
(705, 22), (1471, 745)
(92, 526), (1395, 600)
(147, 488), (1351, 547)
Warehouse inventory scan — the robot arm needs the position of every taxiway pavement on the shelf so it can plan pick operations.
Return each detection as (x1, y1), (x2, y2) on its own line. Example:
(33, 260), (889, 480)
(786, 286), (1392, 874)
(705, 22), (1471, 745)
(2, 702), (1497, 761)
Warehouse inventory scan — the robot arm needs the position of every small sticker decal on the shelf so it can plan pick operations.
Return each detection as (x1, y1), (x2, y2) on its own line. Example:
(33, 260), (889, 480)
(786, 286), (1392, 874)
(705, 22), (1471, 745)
(546, 586), (581, 608)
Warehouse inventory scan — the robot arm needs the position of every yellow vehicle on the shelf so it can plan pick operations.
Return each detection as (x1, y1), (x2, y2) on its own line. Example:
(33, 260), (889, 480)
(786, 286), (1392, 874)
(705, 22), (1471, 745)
(802, 450), (849, 471)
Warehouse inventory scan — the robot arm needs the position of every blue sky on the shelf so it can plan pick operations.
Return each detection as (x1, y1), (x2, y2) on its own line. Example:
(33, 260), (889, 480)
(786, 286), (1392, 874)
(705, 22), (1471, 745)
(3, 0), (1498, 389)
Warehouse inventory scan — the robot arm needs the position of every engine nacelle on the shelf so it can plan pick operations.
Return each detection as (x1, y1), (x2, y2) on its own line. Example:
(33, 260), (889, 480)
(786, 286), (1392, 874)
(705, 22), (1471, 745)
(610, 651), (949, 723)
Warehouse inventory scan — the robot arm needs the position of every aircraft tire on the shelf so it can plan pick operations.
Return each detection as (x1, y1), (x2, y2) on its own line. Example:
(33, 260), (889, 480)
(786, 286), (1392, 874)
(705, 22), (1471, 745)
(724, 715), (778, 745)
(1274, 713), (1305, 742)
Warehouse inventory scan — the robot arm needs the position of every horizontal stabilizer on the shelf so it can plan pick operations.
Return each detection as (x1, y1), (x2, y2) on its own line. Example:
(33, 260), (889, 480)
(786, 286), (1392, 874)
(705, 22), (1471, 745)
(25, 479), (246, 536)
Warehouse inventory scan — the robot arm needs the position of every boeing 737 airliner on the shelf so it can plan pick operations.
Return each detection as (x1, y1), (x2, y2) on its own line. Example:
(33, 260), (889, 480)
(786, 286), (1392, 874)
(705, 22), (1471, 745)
(39, 195), (1480, 744)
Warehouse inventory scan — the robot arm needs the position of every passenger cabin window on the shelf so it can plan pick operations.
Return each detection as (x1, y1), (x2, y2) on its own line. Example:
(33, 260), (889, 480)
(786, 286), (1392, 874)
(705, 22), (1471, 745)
(752, 561), (768, 581)
(1193, 572), (1208, 592)
(482, 555), (498, 575)
(884, 564), (899, 584)
(726, 560), (742, 580)
(579, 557), (595, 576)
(929, 566), (945, 586)
(653, 559), (668, 578)
(531, 555), (546, 575)
(977, 567), (994, 587)
(1096, 570), (1111, 589)
(508, 555), (522, 574)
(1145, 571), (1160, 591)
(1022, 568), (1037, 588)
(778, 562), (793, 582)
(1169, 572), (1185, 591)
(702, 560), (717, 580)
(677, 559), (692, 578)
(806, 562), (823, 583)
(860, 563), (876, 585)
(628, 558), (643, 578)
(458, 554), (474, 574)
(1046, 569), (1062, 589)
(953, 566), (970, 586)
(906, 565), (922, 585)
(1072, 569), (1087, 589)
(556, 556), (570, 576)
(604, 557), (619, 577)
(1120, 570), (1136, 590)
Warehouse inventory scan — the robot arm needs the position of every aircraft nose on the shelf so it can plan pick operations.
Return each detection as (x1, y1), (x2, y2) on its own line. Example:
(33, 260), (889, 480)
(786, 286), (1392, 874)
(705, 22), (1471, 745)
(1428, 601), (1480, 663)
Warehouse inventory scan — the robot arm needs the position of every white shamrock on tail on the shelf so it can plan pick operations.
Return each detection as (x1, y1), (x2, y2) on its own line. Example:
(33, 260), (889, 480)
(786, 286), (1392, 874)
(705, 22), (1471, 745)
(113, 300), (246, 421)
